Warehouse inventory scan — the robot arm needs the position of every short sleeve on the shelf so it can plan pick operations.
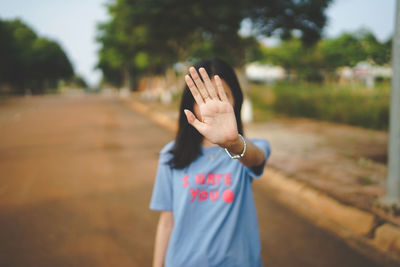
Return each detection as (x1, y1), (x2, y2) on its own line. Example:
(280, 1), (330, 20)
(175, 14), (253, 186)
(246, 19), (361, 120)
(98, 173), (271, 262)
(245, 138), (271, 178)
(149, 142), (174, 211)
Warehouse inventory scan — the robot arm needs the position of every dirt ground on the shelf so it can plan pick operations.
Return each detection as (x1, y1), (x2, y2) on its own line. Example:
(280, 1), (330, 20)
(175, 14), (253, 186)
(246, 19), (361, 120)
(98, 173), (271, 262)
(247, 118), (388, 214)
(0, 92), (396, 266)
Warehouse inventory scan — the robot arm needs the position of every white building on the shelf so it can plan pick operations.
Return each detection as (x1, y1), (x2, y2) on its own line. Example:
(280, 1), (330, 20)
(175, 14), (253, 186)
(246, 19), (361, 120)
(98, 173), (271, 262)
(245, 62), (285, 84)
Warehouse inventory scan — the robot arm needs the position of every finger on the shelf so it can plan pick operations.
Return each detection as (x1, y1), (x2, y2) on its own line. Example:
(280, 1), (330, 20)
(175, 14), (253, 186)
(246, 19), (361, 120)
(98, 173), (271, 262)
(215, 75), (228, 102)
(189, 67), (210, 101)
(184, 109), (206, 133)
(199, 68), (218, 99)
(185, 75), (204, 104)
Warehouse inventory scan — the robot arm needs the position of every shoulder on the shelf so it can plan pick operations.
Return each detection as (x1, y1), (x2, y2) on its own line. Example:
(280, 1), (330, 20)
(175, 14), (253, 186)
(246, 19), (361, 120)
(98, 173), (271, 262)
(160, 140), (175, 154)
(158, 141), (175, 164)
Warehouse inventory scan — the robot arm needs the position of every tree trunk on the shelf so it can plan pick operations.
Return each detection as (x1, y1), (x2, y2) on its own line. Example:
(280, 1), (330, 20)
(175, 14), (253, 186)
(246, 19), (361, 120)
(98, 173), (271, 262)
(236, 66), (253, 123)
(122, 67), (130, 91)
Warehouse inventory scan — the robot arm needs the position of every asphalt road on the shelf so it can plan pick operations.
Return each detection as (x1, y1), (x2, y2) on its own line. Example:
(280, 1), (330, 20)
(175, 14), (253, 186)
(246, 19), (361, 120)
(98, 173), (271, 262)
(0, 93), (394, 267)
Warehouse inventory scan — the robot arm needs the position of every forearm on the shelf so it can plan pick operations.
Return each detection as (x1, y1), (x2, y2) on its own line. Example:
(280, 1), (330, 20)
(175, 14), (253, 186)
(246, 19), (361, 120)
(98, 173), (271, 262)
(225, 135), (265, 168)
(153, 211), (174, 267)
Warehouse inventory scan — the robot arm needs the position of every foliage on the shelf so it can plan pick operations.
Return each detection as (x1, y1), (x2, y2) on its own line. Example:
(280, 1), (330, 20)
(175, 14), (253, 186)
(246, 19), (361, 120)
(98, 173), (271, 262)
(260, 38), (324, 81)
(319, 29), (391, 69)
(248, 82), (390, 130)
(96, 0), (333, 88)
(0, 18), (74, 94)
(358, 31), (392, 65)
(245, 0), (332, 45)
(70, 75), (89, 89)
(259, 29), (392, 81)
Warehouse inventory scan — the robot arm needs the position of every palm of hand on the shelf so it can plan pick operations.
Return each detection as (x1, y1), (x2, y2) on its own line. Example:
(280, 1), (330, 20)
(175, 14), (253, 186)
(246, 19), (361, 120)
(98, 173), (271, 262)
(198, 99), (238, 145)
(184, 66), (239, 148)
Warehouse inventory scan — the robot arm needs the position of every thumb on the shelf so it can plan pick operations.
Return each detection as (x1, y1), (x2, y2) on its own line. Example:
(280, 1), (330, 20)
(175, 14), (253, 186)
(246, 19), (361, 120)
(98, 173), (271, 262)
(184, 109), (205, 133)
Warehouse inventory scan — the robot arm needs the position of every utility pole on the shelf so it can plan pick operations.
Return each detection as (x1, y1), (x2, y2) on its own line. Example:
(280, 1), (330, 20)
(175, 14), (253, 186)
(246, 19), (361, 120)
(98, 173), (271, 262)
(381, 0), (400, 208)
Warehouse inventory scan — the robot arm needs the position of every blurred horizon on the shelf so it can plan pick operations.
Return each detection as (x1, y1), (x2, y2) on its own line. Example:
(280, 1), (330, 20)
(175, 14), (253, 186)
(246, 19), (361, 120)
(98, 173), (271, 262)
(0, 0), (396, 87)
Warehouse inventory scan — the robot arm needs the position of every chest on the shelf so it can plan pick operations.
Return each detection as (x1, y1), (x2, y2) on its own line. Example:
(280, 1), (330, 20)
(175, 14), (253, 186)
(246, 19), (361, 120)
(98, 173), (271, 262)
(171, 158), (248, 205)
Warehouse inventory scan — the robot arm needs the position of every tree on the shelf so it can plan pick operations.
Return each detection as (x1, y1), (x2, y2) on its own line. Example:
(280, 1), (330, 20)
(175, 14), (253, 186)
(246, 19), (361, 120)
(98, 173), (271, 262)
(320, 30), (391, 70)
(259, 38), (324, 82)
(245, 0), (332, 45)
(359, 31), (392, 65)
(69, 74), (89, 89)
(96, 0), (333, 88)
(320, 33), (367, 69)
(0, 19), (37, 90)
(255, 29), (392, 82)
(0, 19), (74, 94)
(31, 38), (74, 90)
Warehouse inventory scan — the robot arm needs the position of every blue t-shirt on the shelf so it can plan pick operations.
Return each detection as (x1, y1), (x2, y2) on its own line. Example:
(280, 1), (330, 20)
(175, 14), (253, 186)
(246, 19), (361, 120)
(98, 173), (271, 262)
(150, 138), (271, 267)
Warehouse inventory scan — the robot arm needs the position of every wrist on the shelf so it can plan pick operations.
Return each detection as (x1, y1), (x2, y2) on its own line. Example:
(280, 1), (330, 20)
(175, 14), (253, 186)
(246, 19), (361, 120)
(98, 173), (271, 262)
(225, 134), (246, 157)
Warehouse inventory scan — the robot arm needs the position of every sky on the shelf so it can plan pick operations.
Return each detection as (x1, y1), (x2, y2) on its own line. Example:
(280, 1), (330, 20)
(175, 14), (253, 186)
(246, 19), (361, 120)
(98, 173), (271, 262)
(0, 0), (397, 87)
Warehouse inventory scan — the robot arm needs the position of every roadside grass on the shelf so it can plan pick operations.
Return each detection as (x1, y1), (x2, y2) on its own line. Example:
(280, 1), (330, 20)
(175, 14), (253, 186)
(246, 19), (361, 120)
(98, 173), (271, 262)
(248, 81), (390, 130)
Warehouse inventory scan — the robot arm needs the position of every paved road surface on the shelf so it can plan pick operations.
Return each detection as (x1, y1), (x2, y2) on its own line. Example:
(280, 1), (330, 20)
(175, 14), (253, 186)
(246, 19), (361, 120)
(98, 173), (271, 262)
(0, 93), (394, 266)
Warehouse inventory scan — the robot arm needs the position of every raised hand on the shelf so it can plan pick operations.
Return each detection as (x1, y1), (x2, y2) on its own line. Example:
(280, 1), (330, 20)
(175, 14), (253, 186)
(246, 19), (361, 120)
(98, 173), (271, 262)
(184, 67), (239, 148)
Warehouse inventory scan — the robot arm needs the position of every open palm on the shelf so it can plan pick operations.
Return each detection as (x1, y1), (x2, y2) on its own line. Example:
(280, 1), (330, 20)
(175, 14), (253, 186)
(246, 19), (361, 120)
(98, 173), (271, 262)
(184, 67), (238, 148)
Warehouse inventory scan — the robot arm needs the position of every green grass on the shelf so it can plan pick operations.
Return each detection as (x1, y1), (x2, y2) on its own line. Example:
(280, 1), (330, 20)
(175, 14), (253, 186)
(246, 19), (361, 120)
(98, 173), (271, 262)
(248, 81), (390, 130)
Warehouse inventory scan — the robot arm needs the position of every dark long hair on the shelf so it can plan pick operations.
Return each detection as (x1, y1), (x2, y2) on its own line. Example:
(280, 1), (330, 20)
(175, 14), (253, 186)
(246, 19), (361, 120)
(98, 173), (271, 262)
(169, 58), (244, 169)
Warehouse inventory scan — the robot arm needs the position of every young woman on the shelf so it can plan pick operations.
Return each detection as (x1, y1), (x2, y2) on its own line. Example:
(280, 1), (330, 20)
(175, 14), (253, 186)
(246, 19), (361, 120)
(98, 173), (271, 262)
(150, 58), (271, 267)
